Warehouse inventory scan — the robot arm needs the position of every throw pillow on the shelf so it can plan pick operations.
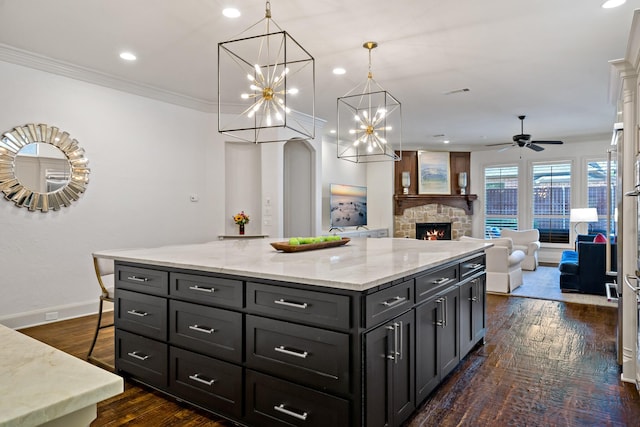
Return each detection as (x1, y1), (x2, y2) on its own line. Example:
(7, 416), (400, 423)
(593, 233), (607, 243)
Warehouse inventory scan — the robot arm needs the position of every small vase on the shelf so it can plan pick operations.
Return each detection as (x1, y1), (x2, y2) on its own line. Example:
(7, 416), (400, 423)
(239, 224), (245, 235)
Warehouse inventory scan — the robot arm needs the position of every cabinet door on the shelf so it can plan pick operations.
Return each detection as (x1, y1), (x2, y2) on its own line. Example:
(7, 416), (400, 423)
(392, 310), (415, 426)
(364, 310), (415, 427)
(439, 286), (460, 380)
(415, 297), (440, 403)
(460, 276), (486, 358)
(459, 279), (474, 357)
(472, 276), (486, 346)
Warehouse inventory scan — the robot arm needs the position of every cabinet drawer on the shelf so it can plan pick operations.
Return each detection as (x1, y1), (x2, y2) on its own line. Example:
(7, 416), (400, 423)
(169, 300), (242, 363)
(170, 272), (243, 308)
(365, 279), (414, 328)
(246, 282), (350, 330)
(169, 346), (242, 419)
(460, 254), (485, 279)
(116, 329), (167, 388)
(246, 315), (350, 394)
(415, 264), (459, 303)
(116, 264), (168, 296)
(115, 289), (167, 340)
(245, 370), (350, 427)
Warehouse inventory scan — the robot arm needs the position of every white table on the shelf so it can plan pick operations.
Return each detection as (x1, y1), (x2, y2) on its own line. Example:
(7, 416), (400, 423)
(0, 324), (123, 427)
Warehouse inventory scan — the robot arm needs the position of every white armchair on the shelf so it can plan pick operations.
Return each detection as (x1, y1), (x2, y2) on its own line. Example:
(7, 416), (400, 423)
(459, 236), (526, 293)
(500, 229), (540, 271)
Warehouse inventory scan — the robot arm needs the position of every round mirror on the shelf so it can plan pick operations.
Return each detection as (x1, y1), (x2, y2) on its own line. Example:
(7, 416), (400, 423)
(0, 123), (90, 211)
(15, 143), (71, 193)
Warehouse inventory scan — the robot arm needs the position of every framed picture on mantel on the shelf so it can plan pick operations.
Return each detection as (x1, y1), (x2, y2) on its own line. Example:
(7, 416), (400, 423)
(418, 151), (450, 194)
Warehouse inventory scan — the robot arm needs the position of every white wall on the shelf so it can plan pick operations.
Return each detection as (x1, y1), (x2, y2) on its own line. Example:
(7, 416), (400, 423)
(470, 136), (613, 263)
(0, 61), (223, 327)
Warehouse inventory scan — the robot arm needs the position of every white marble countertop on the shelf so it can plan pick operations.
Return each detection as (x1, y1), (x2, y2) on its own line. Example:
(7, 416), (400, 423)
(94, 237), (490, 291)
(0, 324), (123, 427)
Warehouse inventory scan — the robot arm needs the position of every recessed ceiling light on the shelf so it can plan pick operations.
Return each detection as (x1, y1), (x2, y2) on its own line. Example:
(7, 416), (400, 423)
(333, 68), (346, 75)
(602, 0), (625, 8)
(223, 8), (241, 18)
(443, 140), (450, 144)
(330, 129), (336, 134)
(119, 52), (137, 61)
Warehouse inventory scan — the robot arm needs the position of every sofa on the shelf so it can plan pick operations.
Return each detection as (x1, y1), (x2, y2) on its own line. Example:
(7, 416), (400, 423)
(459, 236), (526, 293)
(558, 234), (617, 296)
(500, 229), (541, 271)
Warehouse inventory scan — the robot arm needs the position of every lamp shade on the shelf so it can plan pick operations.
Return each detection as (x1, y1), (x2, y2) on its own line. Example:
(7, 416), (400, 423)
(569, 208), (598, 223)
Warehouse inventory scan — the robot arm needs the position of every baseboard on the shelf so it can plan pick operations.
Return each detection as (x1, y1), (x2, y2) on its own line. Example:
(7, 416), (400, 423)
(538, 261), (559, 267)
(0, 300), (113, 329)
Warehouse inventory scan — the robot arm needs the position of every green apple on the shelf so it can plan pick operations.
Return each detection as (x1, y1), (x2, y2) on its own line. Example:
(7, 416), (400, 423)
(288, 237), (300, 245)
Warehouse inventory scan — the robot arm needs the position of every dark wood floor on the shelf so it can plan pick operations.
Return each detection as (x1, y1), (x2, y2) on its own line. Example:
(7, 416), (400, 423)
(18, 295), (640, 426)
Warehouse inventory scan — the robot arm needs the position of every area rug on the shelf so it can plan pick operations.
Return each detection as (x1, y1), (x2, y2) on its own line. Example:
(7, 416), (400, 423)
(507, 266), (617, 307)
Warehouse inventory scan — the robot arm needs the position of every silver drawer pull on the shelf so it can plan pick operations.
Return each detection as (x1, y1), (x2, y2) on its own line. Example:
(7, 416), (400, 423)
(381, 296), (407, 307)
(189, 324), (215, 334)
(127, 275), (149, 282)
(127, 351), (149, 361)
(431, 277), (450, 285)
(188, 285), (215, 293)
(465, 263), (484, 269)
(127, 309), (149, 317)
(274, 403), (308, 421)
(274, 345), (309, 359)
(274, 299), (308, 309)
(188, 373), (216, 386)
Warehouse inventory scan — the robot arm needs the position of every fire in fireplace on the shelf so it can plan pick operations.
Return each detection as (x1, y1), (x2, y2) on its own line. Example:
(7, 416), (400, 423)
(416, 222), (452, 240)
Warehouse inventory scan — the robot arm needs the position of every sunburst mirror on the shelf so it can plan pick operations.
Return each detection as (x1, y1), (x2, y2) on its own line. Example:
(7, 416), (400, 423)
(0, 123), (90, 212)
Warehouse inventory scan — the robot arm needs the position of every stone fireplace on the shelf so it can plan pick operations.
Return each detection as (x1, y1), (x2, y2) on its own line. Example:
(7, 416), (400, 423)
(416, 222), (452, 240)
(394, 203), (472, 240)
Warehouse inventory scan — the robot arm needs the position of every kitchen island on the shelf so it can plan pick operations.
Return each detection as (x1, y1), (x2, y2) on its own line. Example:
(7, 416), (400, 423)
(95, 237), (489, 427)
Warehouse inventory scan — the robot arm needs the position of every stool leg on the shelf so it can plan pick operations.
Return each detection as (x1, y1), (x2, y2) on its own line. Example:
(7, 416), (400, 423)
(87, 298), (104, 361)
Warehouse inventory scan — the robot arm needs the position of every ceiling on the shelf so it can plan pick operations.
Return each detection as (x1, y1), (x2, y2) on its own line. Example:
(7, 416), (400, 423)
(0, 0), (636, 151)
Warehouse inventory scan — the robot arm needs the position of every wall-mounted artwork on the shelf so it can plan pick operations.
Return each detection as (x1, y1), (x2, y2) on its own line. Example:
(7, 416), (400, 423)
(418, 151), (450, 194)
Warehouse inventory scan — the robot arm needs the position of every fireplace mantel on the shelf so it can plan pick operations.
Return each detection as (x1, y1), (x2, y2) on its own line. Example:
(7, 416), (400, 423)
(394, 194), (478, 216)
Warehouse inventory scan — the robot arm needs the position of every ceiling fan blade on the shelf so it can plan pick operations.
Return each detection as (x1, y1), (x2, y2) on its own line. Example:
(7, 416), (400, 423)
(528, 143), (545, 152)
(497, 145), (514, 152)
(531, 140), (563, 145)
(485, 142), (513, 147)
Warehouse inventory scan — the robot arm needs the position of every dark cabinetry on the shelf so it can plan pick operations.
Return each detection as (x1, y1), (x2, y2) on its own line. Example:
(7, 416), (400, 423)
(415, 284), (460, 402)
(365, 310), (415, 427)
(459, 275), (486, 356)
(114, 252), (485, 427)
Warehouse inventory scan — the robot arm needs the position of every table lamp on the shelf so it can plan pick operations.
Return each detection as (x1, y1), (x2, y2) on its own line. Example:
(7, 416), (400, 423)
(570, 208), (598, 235)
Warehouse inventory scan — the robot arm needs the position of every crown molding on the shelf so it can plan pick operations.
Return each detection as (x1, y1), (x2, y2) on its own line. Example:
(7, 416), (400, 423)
(0, 43), (216, 113)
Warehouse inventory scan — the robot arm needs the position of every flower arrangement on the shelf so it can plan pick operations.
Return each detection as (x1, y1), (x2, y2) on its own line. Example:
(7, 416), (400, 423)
(233, 211), (250, 225)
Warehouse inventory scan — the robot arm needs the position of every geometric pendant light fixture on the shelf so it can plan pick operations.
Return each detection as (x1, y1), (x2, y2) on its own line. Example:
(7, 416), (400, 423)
(337, 41), (401, 162)
(218, 1), (315, 143)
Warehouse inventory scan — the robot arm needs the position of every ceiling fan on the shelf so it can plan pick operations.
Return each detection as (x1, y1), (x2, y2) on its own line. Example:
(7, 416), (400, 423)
(487, 115), (564, 152)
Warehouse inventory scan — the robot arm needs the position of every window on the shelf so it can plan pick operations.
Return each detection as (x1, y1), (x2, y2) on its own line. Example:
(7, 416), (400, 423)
(587, 159), (617, 236)
(532, 162), (571, 244)
(484, 166), (518, 238)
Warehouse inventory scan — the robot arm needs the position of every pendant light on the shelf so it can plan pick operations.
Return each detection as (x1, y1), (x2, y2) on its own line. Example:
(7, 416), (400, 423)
(218, 1), (315, 143)
(337, 42), (402, 162)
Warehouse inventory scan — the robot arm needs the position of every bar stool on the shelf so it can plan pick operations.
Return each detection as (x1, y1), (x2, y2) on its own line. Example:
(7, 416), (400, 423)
(87, 255), (114, 370)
